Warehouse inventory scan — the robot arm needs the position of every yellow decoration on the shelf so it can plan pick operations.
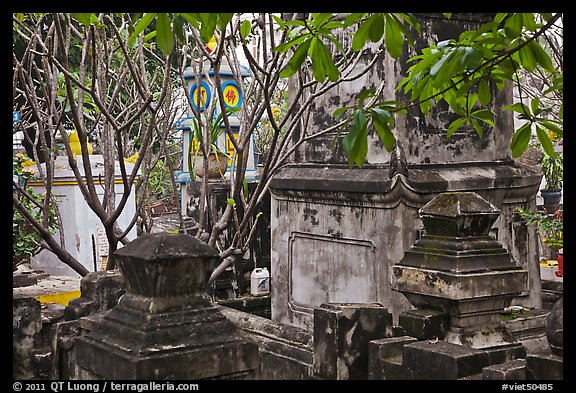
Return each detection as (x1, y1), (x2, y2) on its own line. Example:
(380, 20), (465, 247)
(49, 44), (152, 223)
(206, 36), (217, 52)
(70, 127), (93, 155)
(34, 290), (81, 306)
(125, 152), (138, 164)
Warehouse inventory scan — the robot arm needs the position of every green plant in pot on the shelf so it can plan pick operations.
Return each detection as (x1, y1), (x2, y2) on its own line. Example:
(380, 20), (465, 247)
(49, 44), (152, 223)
(540, 151), (563, 213)
(189, 110), (232, 180)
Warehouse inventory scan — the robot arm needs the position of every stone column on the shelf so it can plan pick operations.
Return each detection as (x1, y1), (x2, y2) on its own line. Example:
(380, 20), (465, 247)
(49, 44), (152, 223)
(75, 233), (259, 380)
(391, 192), (528, 350)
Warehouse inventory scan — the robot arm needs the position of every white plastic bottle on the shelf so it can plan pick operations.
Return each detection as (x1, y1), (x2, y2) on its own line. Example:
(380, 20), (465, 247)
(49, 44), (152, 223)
(250, 267), (270, 296)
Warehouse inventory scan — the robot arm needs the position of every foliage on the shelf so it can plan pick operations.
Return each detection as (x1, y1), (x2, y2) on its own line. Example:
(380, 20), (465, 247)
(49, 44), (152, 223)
(13, 13), (180, 274)
(12, 153), (58, 268)
(398, 13), (562, 159)
(540, 149), (563, 191)
(90, 12), (562, 167)
(254, 88), (288, 161)
(333, 89), (405, 168)
(515, 207), (562, 249)
(148, 157), (179, 203)
(275, 13), (420, 168)
(13, 12), (563, 284)
(188, 107), (241, 180)
(190, 109), (233, 157)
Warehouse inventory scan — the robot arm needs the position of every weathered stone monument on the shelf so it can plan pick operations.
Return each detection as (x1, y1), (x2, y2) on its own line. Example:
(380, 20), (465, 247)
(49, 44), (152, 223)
(391, 192), (528, 350)
(75, 233), (259, 379)
(269, 13), (542, 331)
(363, 192), (531, 380)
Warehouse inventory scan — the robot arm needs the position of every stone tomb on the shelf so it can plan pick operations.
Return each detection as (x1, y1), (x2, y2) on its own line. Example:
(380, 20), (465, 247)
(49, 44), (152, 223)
(75, 233), (259, 380)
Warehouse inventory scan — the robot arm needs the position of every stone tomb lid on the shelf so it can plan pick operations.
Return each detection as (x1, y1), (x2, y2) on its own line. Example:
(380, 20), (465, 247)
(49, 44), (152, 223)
(114, 233), (219, 260)
(419, 192), (500, 218)
(419, 192), (500, 238)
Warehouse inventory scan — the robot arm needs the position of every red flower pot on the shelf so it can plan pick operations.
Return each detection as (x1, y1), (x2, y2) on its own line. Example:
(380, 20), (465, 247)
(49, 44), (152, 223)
(555, 249), (563, 277)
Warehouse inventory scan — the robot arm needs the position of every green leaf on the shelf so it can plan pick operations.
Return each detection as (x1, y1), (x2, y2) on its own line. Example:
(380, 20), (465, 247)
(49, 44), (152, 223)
(465, 93), (478, 114)
(129, 13), (157, 47)
(478, 79), (491, 106)
(394, 13), (419, 44)
(178, 13), (201, 30)
(357, 88), (376, 106)
(217, 13), (234, 31)
(510, 122), (532, 158)
(540, 120), (563, 139)
(312, 13), (334, 29)
(240, 19), (252, 40)
(368, 14), (384, 43)
(530, 40), (554, 72)
(458, 46), (483, 71)
(371, 108), (396, 151)
(530, 97), (541, 116)
(503, 102), (531, 116)
(504, 13), (523, 39)
(227, 198), (236, 207)
(522, 13), (537, 32)
(173, 16), (185, 42)
(198, 13), (218, 42)
(279, 38), (312, 79)
(342, 109), (368, 167)
(385, 14), (404, 59)
(333, 106), (351, 120)
(430, 47), (462, 86)
(243, 177), (249, 201)
(271, 14), (285, 28)
(499, 57), (520, 79)
(352, 16), (373, 52)
(518, 42), (537, 72)
(471, 118), (484, 139)
(72, 13), (92, 27)
(309, 37), (339, 82)
(156, 13), (174, 55)
(144, 31), (157, 43)
(471, 109), (495, 128)
(274, 34), (309, 53)
(536, 125), (556, 157)
(447, 116), (467, 137)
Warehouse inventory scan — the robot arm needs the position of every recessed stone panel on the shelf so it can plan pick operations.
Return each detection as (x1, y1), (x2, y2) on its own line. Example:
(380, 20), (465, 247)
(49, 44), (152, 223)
(288, 232), (377, 313)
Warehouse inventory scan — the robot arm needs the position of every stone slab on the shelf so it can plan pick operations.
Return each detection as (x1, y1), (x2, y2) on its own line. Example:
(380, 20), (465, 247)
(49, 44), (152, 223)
(403, 340), (490, 380)
(399, 309), (449, 340)
(313, 303), (392, 380)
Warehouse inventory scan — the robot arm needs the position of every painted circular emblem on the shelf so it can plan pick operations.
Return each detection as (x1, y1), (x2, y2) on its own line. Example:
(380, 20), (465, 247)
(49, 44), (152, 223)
(190, 81), (211, 111)
(222, 81), (241, 108)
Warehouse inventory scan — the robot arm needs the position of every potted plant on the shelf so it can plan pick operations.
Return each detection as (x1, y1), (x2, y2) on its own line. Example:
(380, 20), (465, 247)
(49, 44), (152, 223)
(539, 151), (563, 213)
(515, 207), (563, 262)
(189, 110), (231, 180)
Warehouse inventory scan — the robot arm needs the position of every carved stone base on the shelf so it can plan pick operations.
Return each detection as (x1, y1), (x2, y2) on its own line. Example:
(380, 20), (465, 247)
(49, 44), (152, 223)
(76, 293), (259, 380)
